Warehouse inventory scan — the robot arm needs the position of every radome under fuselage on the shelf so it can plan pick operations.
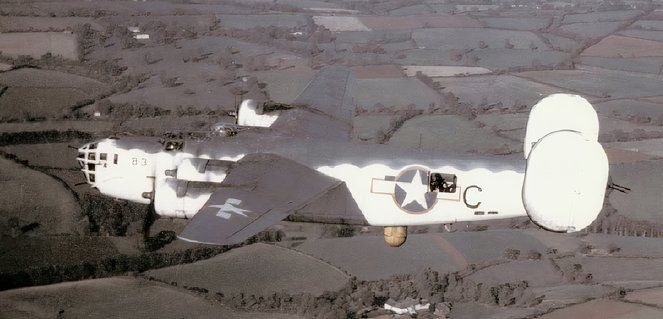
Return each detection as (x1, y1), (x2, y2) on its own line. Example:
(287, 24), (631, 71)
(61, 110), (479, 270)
(79, 132), (528, 227)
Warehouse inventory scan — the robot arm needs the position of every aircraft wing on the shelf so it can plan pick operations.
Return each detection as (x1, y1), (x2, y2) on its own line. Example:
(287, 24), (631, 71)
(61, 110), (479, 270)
(178, 153), (343, 245)
(270, 65), (357, 141)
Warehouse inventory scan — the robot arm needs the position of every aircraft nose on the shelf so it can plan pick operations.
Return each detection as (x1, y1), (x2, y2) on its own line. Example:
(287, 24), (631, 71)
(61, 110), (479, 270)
(76, 144), (87, 169)
(76, 142), (98, 186)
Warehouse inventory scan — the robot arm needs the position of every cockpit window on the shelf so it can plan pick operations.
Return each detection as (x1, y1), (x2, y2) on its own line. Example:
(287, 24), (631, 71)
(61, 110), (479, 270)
(78, 142), (103, 185)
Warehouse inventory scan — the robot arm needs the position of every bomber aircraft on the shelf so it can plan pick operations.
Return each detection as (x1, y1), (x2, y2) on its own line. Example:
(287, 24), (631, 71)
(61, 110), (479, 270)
(77, 66), (609, 247)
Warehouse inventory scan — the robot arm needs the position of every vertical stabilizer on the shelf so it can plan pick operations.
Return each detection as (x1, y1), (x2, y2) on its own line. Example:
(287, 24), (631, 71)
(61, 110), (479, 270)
(522, 94), (608, 232)
(524, 94), (599, 158)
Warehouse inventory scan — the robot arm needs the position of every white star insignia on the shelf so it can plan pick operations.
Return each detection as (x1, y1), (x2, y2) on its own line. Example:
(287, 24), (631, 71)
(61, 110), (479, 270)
(396, 169), (430, 209)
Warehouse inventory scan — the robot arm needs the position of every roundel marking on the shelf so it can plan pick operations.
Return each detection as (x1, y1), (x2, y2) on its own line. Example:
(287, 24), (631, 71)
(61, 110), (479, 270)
(369, 166), (439, 214)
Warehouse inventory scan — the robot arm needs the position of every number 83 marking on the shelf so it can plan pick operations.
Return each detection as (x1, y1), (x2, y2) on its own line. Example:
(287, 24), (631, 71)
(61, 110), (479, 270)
(131, 157), (148, 166)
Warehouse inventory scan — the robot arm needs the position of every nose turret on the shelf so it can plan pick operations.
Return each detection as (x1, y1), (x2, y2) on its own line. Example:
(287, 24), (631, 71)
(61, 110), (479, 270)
(77, 141), (101, 186)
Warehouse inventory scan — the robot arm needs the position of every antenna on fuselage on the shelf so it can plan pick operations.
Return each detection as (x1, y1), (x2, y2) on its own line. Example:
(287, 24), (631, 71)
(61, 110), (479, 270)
(231, 86), (247, 125)
(608, 181), (631, 194)
(234, 94), (239, 125)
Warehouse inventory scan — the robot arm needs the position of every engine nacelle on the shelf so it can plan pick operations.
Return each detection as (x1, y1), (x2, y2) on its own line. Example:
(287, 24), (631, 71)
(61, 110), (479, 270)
(153, 178), (217, 218)
(168, 158), (232, 183)
(237, 99), (280, 127)
(153, 154), (226, 218)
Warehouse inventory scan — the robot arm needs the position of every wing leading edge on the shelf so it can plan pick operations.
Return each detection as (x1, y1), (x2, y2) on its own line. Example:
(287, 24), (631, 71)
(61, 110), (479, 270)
(178, 153), (343, 245)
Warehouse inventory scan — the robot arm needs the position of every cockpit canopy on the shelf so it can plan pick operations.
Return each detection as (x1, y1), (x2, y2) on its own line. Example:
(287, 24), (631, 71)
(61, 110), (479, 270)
(77, 142), (96, 184)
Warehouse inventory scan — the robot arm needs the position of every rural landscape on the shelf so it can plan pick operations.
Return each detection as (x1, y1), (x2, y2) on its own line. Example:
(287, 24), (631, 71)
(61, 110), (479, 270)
(2, 0), (663, 318)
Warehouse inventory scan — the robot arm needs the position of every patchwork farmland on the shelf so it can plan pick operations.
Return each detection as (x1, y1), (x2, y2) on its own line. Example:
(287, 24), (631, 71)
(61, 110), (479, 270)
(1, 0), (663, 318)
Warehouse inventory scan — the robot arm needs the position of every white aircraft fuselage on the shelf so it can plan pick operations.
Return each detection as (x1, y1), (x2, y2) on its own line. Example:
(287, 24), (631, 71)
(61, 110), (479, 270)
(78, 134), (527, 227)
(77, 91), (610, 247)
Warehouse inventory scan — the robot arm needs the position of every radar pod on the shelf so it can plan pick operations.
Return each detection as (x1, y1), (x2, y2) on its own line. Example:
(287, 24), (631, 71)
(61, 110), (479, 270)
(521, 94), (609, 232)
